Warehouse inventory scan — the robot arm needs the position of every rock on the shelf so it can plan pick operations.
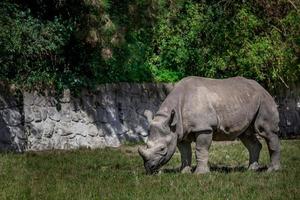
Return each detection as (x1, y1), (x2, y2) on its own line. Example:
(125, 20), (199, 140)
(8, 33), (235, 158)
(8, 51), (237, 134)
(62, 129), (73, 136)
(88, 124), (98, 137)
(33, 107), (42, 122)
(71, 111), (80, 122)
(43, 122), (55, 138)
(78, 111), (87, 123)
(104, 134), (121, 147)
(10, 126), (26, 140)
(41, 109), (48, 121)
(24, 107), (34, 123)
(61, 110), (71, 123)
(48, 107), (61, 122)
(23, 91), (34, 106)
(55, 126), (72, 137)
(61, 102), (70, 112)
(1, 109), (21, 126)
(88, 136), (106, 149)
(60, 122), (74, 136)
(60, 103), (71, 123)
(52, 135), (71, 150)
(34, 94), (46, 106)
(59, 89), (71, 103)
(29, 124), (42, 139)
(45, 95), (58, 107)
(71, 123), (87, 137)
(33, 138), (53, 151)
(76, 135), (89, 147)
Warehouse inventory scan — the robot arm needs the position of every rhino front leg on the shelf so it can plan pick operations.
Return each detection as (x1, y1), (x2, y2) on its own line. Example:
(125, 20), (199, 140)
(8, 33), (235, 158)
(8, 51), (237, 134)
(178, 141), (192, 173)
(239, 132), (262, 171)
(194, 131), (212, 174)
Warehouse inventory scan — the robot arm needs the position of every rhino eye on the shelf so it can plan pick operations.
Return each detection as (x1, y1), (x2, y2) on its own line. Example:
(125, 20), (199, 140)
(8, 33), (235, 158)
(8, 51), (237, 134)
(160, 147), (166, 151)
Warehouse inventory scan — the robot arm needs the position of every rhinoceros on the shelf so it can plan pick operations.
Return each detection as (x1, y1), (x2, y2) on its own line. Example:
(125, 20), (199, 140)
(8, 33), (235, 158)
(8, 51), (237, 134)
(138, 76), (280, 174)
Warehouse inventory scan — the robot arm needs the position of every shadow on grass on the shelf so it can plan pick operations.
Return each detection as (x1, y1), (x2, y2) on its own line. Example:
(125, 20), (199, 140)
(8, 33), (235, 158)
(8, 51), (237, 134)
(161, 164), (268, 174)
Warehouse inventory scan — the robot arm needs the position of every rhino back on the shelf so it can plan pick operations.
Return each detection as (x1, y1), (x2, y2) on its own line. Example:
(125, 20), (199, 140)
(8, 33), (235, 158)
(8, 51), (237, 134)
(178, 77), (267, 140)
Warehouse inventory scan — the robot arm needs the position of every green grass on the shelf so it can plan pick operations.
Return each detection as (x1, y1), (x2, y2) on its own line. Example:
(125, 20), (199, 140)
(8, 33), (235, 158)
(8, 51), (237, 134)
(1, 140), (299, 200)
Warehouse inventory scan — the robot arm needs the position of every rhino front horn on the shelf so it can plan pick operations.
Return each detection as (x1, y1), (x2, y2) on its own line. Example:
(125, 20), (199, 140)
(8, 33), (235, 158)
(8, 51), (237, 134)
(138, 146), (150, 161)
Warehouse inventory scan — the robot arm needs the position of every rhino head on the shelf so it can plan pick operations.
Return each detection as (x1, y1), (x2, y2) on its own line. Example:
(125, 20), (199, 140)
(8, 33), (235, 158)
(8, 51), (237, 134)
(138, 110), (178, 174)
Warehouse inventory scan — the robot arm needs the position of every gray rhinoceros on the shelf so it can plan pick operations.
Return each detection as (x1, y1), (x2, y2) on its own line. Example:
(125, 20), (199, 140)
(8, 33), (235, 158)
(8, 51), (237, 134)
(138, 76), (280, 174)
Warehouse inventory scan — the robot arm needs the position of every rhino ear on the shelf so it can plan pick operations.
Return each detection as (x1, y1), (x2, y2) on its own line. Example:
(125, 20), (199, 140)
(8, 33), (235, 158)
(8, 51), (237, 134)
(168, 109), (177, 132)
(143, 110), (153, 124)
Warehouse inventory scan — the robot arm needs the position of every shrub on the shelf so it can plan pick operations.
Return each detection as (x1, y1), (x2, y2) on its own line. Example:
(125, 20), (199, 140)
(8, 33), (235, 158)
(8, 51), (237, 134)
(0, 0), (299, 90)
(147, 0), (300, 88)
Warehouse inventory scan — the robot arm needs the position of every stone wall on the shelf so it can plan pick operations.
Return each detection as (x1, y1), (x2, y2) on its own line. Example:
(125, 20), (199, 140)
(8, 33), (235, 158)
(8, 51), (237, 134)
(24, 83), (173, 151)
(0, 82), (299, 152)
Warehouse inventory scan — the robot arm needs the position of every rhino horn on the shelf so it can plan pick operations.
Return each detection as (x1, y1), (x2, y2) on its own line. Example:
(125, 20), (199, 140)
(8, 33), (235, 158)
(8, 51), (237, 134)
(138, 146), (151, 161)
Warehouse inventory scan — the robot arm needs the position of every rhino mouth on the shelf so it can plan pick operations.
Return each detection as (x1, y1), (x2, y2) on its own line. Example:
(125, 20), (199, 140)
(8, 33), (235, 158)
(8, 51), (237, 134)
(144, 156), (166, 174)
(145, 162), (160, 175)
(146, 166), (158, 175)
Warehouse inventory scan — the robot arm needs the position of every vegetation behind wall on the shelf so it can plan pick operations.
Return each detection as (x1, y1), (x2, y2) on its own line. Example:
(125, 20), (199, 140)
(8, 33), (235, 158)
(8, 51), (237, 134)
(0, 0), (299, 91)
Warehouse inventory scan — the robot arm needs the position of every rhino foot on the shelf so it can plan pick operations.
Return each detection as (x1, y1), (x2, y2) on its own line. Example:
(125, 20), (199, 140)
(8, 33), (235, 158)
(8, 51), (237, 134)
(248, 162), (260, 171)
(180, 166), (192, 174)
(267, 164), (281, 172)
(194, 166), (210, 174)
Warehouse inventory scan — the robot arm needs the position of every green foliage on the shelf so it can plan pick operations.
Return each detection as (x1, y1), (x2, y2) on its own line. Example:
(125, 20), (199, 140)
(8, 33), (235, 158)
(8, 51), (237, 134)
(0, 140), (300, 199)
(0, 1), (73, 90)
(147, 1), (300, 88)
(0, 0), (299, 90)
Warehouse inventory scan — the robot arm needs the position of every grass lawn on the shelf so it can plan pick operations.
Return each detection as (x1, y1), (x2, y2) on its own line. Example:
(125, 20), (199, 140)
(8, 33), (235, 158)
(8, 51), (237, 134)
(0, 140), (299, 200)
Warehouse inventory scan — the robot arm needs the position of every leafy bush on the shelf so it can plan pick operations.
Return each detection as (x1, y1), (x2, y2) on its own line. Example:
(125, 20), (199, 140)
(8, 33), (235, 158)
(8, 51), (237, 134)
(0, 0), (299, 90)
(147, 1), (300, 88)
(0, 1), (73, 90)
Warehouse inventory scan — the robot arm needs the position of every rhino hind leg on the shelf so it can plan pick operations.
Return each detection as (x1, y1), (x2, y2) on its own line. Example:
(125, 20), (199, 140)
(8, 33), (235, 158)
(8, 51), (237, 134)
(253, 99), (281, 172)
(258, 130), (281, 172)
(194, 131), (213, 174)
(178, 141), (192, 173)
(239, 132), (262, 171)
(255, 124), (281, 172)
